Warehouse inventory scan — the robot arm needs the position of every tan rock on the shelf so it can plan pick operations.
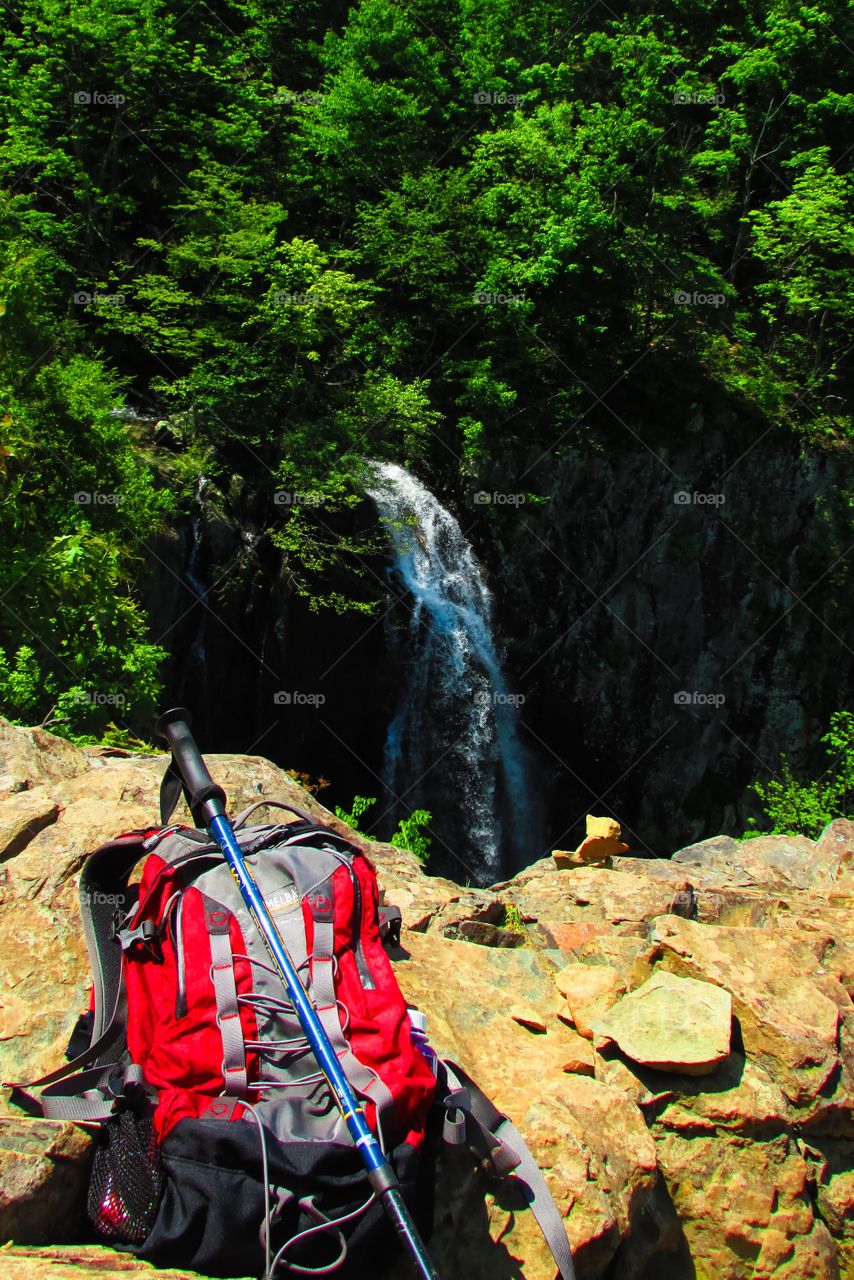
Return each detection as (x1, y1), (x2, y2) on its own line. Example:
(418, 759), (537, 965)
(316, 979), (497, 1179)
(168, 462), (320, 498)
(656, 1055), (790, 1132)
(559, 1029), (596, 1076)
(0, 1119), (92, 1244)
(592, 1047), (678, 1109)
(556, 1003), (574, 1027)
(651, 915), (850, 1105)
(538, 920), (602, 952)
(654, 1128), (839, 1280)
(0, 721), (89, 797)
(592, 971), (732, 1075)
(554, 835), (629, 868)
(815, 818), (854, 880)
(585, 816), (623, 841)
(395, 932), (658, 1275)
(555, 963), (626, 1039)
(0, 792), (60, 863)
(0, 1246), (209, 1277)
(562, 1056), (594, 1076)
(508, 1005), (547, 1033)
(798, 1136), (854, 1278)
(674, 827), (854, 893)
(2, 718), (854, 1279)
(574, 935), (657, 990)
(552, 817), (628, 868)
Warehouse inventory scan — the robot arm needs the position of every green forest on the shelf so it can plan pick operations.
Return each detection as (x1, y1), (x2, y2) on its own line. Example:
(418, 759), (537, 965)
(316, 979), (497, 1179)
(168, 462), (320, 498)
(0, 0), (851, 759)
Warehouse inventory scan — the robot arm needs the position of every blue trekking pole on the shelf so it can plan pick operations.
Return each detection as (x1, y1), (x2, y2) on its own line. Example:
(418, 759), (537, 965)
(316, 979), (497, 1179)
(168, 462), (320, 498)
(155, 708), (440, 1280)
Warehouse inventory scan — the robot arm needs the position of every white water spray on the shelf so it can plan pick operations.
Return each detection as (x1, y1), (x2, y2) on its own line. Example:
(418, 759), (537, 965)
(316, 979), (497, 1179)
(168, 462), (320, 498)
(364, 461), (535, 883)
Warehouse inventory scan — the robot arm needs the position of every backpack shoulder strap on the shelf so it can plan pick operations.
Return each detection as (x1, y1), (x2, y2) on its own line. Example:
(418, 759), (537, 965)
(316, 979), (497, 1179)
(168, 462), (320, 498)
(6, 833), (149, 1119)
(439, 1058), (576, 1280)
(80, 834), (148, 1038)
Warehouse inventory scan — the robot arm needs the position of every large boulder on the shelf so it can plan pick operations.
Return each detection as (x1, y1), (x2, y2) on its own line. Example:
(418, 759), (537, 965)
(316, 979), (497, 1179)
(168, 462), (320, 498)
(592, 971), (732, 1075)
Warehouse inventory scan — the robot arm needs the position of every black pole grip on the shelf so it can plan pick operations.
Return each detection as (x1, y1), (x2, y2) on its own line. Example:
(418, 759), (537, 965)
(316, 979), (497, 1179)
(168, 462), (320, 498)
(155, 707), (227, 826)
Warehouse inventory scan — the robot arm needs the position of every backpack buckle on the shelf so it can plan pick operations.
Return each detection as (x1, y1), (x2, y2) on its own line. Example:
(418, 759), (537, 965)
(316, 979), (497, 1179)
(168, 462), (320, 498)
(142, 823), (184, 851)
(379, 906), (402, 949)
(114, 918), (157, 951)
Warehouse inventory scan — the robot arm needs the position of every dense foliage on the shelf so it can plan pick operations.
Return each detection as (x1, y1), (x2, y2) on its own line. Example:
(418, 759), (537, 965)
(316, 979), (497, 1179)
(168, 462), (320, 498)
(746, 710), (854, 838)
(1, 0), (852, 730)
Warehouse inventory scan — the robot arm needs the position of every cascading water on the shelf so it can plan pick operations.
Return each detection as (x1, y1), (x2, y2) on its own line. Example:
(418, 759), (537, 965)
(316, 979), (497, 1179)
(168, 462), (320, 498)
(364, 461), (537, 885)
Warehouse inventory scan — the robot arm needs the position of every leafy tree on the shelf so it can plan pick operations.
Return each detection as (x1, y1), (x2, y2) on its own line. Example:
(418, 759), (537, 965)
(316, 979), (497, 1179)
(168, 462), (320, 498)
(1, 0), (852, 742)
(748, 150), (853, 437)
(0, 189), (168, 734)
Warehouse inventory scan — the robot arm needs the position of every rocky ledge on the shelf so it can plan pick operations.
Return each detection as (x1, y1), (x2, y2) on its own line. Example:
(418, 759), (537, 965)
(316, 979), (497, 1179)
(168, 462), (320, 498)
(0, 718), (852, 1279)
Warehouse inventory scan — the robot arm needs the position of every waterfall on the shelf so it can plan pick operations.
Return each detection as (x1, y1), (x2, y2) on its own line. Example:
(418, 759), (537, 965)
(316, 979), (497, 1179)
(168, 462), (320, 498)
(364, 461), (536, 884)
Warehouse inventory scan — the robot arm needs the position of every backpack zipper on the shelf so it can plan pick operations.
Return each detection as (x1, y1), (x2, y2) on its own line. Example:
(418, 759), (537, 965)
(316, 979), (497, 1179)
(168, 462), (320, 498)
(171, 895), (187, 1018)
(326, 848), (375, 991)
(350, 867), (375, 991)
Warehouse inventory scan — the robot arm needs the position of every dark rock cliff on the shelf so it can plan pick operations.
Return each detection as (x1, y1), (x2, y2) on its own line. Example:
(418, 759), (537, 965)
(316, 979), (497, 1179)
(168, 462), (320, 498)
(138, 414), (854, 870)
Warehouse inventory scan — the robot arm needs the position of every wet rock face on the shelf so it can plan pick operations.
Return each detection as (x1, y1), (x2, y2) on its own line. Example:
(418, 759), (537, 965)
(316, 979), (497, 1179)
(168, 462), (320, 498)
(1, 719), (853, 1280)
(485, 421), (854, 856)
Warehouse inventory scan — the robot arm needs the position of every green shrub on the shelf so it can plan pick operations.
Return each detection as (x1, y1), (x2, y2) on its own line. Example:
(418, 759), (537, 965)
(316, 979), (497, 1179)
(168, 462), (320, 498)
(335, 795), (433, 864)
(390, 809), (432, 865)
(334, 795), (378, 831)
(745, 711), (854, 839)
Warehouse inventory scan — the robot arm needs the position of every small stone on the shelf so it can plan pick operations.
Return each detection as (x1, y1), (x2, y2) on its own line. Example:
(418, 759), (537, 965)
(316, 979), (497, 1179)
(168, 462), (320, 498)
(556, 1003), (575, 1027)
(555, 963), (626, 1039)
(562, 1055), (595, 1076)
(586, 815), (623, 840)
(509, 1005), (547, 1033)
(553, 816), (629, 868)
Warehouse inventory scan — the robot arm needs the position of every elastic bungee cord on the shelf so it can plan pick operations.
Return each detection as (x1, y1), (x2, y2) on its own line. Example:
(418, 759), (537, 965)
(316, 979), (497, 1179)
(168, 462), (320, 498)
(229, 953), (391, 1278)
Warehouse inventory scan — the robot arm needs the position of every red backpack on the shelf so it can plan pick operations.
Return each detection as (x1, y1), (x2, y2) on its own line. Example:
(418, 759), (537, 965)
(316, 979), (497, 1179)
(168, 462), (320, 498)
(15, 798), (574, 1278)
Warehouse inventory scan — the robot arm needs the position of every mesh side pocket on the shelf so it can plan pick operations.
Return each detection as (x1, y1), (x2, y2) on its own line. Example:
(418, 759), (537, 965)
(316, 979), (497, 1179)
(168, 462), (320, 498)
(87, 1107), (164, 1244)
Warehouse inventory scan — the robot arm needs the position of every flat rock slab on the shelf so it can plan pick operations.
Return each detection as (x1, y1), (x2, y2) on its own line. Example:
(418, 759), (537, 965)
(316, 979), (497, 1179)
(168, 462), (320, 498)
(593, 971), (732, 1075)
(650, 916), (850, 1105)
(0, 1246), (221, 1277)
